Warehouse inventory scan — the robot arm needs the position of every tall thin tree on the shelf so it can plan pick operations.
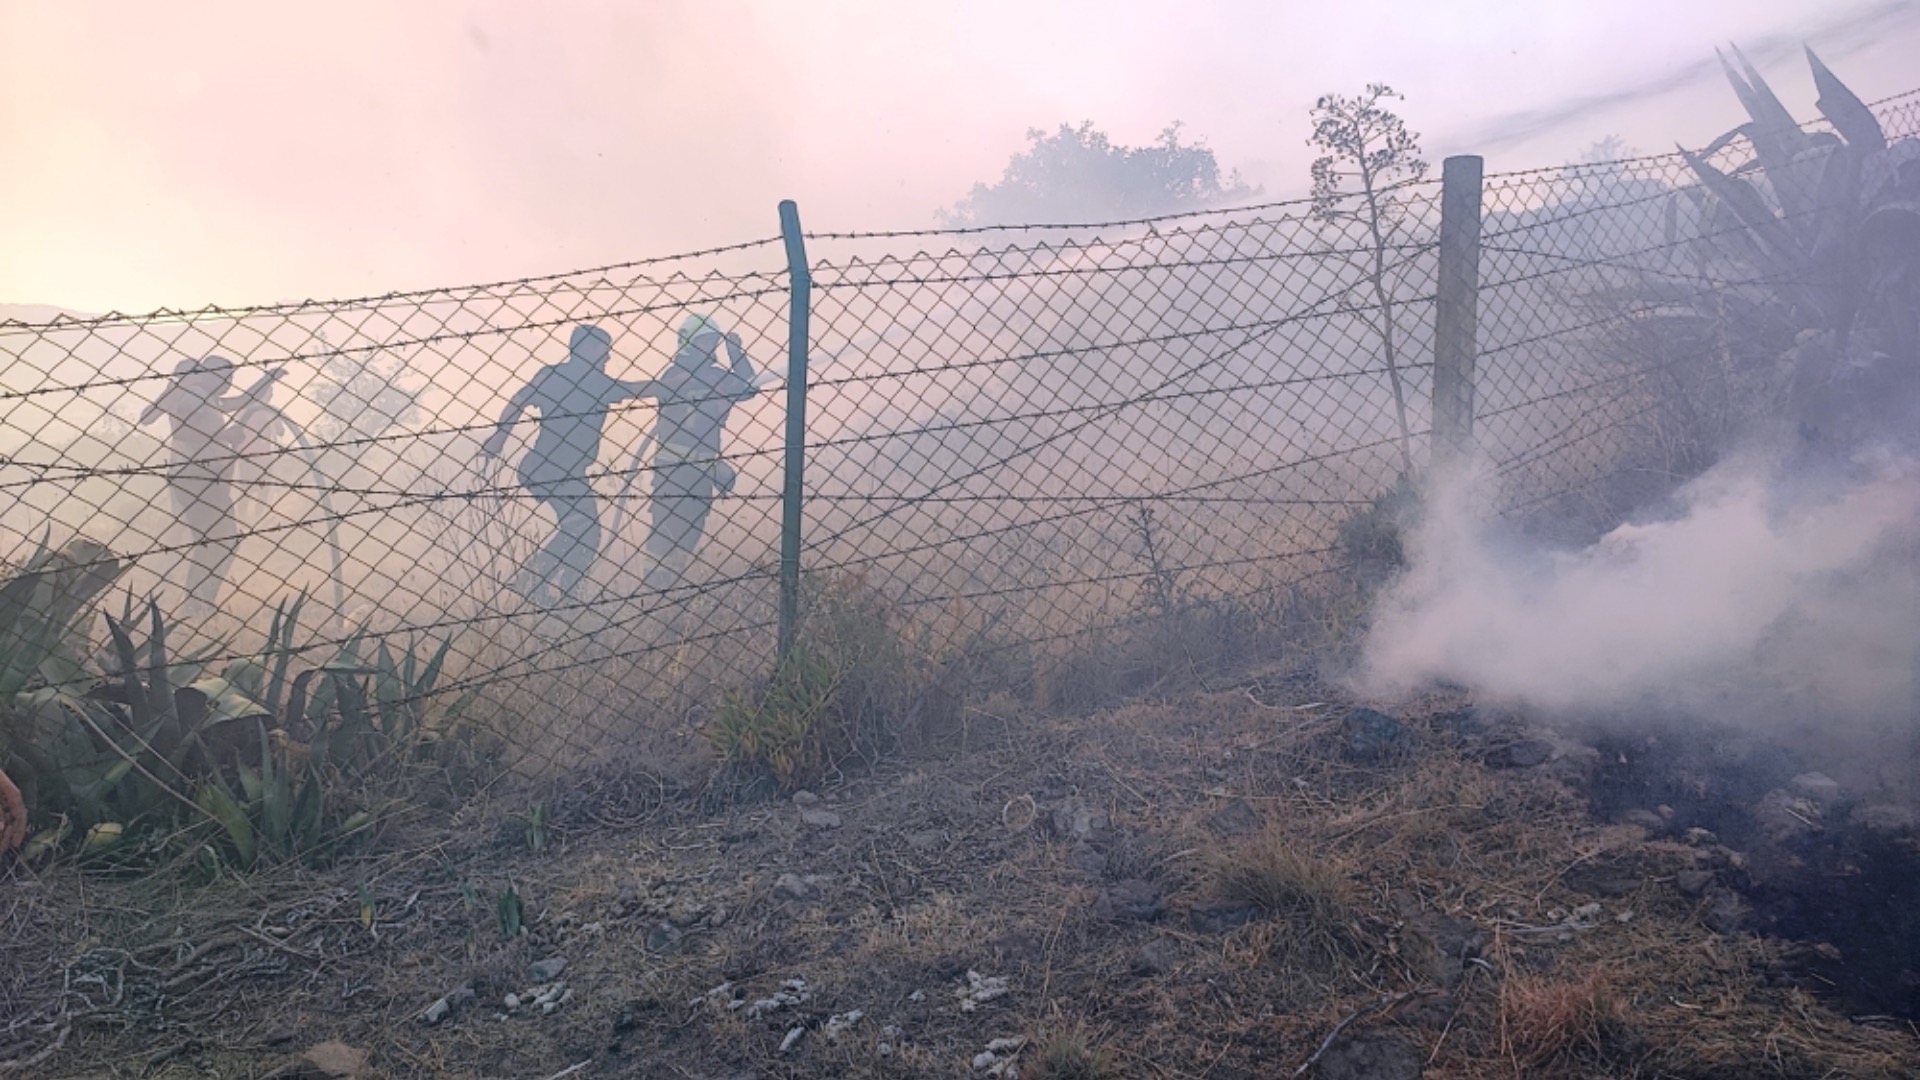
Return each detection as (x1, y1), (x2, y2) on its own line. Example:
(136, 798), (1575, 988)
(1309, 85), (1428, 477)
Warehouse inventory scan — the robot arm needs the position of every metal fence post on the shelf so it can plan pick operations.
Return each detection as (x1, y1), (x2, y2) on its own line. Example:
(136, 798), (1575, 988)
(1433, 154), (1483, 472)
(777, 200), (812, 662)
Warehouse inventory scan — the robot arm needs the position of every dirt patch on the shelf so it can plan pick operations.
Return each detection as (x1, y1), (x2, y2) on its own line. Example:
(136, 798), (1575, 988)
(5, 680), (1917, 1079)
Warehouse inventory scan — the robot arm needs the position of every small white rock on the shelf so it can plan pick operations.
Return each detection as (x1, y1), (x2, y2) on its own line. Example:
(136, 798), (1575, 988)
(780, 1026), (806, 1053)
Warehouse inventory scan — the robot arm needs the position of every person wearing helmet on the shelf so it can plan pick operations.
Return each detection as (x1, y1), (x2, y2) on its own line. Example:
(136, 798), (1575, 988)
(138, 354), (286, 613)
(635, 314), (759, 591)
(483, 323), (658, 603)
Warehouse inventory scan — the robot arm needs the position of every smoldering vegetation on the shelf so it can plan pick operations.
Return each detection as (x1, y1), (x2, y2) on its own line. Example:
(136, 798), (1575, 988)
(1355, 52), (1920, 805)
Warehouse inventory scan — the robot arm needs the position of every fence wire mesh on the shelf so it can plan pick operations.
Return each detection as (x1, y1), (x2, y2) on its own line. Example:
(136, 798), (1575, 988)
(4, 89), (1916, 776)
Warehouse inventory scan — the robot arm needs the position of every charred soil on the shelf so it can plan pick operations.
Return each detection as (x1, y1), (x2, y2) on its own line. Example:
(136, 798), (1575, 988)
(5, 676), (1918, 1080)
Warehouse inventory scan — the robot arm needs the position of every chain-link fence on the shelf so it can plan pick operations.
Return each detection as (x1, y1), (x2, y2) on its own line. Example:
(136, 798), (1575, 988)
(5, 89), (1916, 776)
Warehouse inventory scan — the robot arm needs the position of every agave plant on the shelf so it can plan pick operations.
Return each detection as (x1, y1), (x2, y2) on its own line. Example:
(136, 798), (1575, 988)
(1, 554), (479, 868)
(1674, 46), (1920, 445)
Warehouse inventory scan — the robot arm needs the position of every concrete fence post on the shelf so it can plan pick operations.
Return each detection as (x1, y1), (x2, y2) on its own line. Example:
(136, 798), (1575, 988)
(1433, 155), (1484, 472)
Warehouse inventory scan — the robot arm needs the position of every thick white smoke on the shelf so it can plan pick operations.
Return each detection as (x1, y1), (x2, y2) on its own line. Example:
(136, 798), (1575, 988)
(1354, 451), (1920, 734)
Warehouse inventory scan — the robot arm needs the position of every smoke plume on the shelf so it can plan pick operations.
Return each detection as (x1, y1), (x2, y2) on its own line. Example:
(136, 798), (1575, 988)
(1354, 451), (1920, 733)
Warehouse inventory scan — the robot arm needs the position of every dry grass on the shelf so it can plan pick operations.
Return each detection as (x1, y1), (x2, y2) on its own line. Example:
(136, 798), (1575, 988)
(1206, 827), (1355, 925)
(1496, 966), (1630, 1073)
(1028, 1020), (1120, 1080)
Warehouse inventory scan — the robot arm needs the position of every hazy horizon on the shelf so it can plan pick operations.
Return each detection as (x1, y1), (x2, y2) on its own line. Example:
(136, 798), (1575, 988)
(6, 0), (1920, 314)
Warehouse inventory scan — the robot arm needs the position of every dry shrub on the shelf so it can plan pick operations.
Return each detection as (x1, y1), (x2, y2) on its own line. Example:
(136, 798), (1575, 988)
(1498, 966), (1629, 1072)
(1030, 1020), (1120, 1080)
(706, 572), (941, 791)
(1208, 827), (1355, 925)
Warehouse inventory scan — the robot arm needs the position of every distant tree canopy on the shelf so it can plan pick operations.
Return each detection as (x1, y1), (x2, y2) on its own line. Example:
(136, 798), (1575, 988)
(939, 121), (1258, 228)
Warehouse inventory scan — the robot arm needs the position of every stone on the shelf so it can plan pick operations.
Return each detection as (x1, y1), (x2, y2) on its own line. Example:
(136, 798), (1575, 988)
(1187, 899), (1262, 934)
(905, 829), (946, 852)
(791, 790), (822, 807)
(1674, 870), (1714, 897)
(800, 808), (843, 829)
(1752, 789), (1821, 844)
(1488, 738), (1554, 768)
(1787, 772), (1842, 807)
(1205, 798), (1262, 837)
(526, 957), (567, 982)
(1092, 879), (1165, 922)
(1131, 939), (1176, 976)
(420, 986), (475, 1025)
(1617, 808), (1668, 835)
(647, 922), (684, 952)
(1398, 908), (1487, 988)
(1065, 842), (1107, 875)
(1852, 803), (1918, 836)
(1341, 707), (1408, 765)
(1701, 888), (1752, 935)
(774, 873), (816, 901)
(1050, 799), (1110, 844)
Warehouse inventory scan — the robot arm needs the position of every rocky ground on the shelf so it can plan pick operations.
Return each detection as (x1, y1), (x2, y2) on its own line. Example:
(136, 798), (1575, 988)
(5, 667), (1918, 1079)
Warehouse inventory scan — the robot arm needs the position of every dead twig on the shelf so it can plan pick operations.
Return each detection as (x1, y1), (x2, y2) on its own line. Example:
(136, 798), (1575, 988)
(1293, 991), (1423, 1077)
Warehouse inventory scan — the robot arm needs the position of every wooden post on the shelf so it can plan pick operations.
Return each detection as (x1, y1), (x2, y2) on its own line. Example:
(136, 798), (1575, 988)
(777, 200), (811, 662)
(1433, 155), (1483, 472)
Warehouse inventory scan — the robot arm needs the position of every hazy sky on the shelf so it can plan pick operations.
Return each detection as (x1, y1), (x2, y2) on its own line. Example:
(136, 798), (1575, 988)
(6, 0), (1920, 313)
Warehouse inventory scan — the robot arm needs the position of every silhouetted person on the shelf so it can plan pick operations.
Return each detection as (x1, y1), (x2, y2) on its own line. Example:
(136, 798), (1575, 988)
(483, 324), (655, 602)
(637, 314), (758, 591)
(139, 355), (284, 613)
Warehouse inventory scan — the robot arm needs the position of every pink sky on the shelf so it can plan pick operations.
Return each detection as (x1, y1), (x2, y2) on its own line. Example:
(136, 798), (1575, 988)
(6, 0), (1919, 312)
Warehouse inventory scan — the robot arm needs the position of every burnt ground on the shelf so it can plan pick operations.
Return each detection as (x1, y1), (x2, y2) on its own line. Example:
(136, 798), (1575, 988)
(5, 671), (1919, 1080)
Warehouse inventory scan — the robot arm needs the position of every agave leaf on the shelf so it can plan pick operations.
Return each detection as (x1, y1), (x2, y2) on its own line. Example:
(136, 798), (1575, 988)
(497, 887), (523, 938)
(179, 677), (271, 729)
(103, 613), (150, 731)
(290, 773), (324, 851)
(374, 641), (406, 735)
(236, 762), (264, 804)
(441, 685), (480, 725)
(286, 668), (311, 729)
(400, 637), (418, 692)
(1808, 46), (1886, 153)
(1681, 146), (1805, 267)
(416, 638), (453, 699)
(263, 592), (306, 717)
(222, 657), (268, 702)
(196, 782), (257, 868)
(331, 671), (374, 757)
(1728, 44), (1816, 158)
(144, 603), (174, 730)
